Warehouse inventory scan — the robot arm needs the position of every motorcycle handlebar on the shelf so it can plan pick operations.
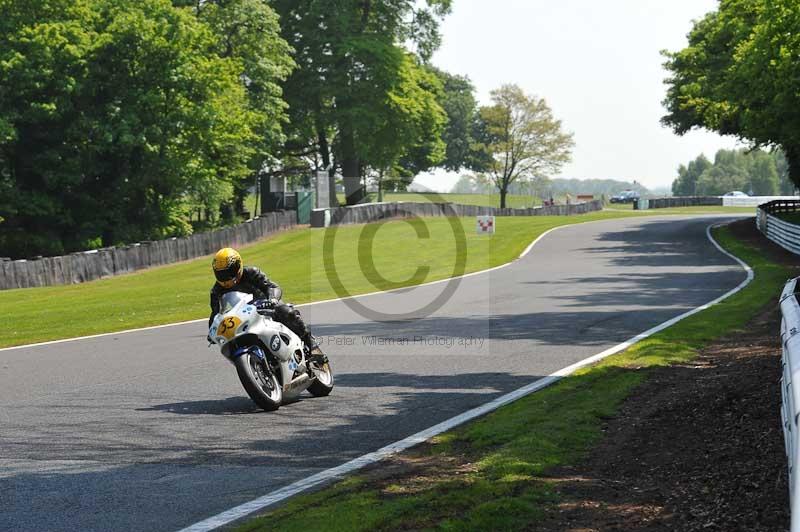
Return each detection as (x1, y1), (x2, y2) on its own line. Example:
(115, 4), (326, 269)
(253, 298), (277, 317)
(253, 298), (276, 309)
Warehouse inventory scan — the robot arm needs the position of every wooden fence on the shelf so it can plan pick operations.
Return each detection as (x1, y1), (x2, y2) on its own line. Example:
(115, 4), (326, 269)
(1, 211), (297, 290)
(310, 200), (604, 227)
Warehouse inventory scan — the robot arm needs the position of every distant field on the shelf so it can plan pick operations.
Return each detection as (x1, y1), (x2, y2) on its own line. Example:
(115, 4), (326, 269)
(336, 192), (543, 209)
(244, 192), (548, 214)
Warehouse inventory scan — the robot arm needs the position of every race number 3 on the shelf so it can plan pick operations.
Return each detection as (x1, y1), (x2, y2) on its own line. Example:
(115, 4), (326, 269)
(216, 316), (241, 340)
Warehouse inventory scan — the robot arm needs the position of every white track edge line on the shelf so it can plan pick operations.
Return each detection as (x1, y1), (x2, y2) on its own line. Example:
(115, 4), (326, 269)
(0, 218), (604, 352)
(177, 222), (753, 532)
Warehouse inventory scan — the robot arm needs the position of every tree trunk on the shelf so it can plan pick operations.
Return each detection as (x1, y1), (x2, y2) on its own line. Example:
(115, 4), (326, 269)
(328, 166), (338, 207)
(499, 184), (508, 209)
(785, 145), (800, 190)
(342, 158), (361, 205)
(234, 186), (246, 216)
(316, 124), (339, 207)
(340, 125), (363, 205)
(101, 227), (114, 248)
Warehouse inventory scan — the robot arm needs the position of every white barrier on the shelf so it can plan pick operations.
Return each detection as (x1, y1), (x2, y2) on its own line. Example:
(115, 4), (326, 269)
(758, 210), (800, 256)
(781, 278), (800, 531)
(724, 195), (799, 207)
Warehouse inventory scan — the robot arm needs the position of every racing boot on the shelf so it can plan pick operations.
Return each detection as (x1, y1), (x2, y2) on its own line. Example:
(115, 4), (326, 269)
(303, 333), (328, 365)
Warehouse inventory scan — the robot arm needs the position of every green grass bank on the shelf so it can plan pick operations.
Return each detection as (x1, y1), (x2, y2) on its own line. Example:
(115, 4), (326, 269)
(0, 211), (642, 348)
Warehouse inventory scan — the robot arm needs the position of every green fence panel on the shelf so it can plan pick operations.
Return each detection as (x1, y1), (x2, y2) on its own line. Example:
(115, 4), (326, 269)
(296, 191), (314, 224)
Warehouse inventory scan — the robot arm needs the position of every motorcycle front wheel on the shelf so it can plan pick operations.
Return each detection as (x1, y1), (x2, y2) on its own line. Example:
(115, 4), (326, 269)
(235, 352), (282, 411)
(308, 353), (334, 397)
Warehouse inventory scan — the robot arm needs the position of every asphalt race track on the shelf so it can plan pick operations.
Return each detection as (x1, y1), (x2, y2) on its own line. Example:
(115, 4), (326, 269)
(0, 216), (748, 532)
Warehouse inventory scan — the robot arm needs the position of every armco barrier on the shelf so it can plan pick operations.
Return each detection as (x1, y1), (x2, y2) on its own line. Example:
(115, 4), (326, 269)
(780, 277), (800, 532)
(645, 196), (722, 209)
(643, 195), (798, 210)
(310, 199), (604, 228)
(0, 211), (297, 290)
(724, 195), (800, 207)
(758, 200), (800, 256)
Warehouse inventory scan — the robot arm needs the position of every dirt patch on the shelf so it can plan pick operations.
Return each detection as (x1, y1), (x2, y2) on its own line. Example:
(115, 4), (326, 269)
(358, 448), (479, 498)
(535, 219), (797, 531)
(728, 216), (800, 267)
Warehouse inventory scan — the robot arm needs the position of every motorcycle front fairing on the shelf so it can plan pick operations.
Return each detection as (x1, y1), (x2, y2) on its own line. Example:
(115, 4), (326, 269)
(209, 291), (259, 359)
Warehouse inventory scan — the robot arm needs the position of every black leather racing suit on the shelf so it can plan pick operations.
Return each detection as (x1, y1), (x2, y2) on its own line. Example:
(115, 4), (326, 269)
(208, 266), (312, 346)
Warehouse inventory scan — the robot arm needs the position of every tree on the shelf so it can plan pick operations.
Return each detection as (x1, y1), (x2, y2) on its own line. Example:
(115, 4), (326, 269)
(672, 148), (780, 196)
(184, 1), (292, 212)
(696, 165), (747, 196)
(181, 0), (294, 215)
(749, 151), (779, 196)
(424, 67), (483, 172)
(775, 149), (796, 195)
(672, 154), (712, 196)
(0, 0), (98, 256)
(271, 0), (452, 204)
(528, 175), (553, 200)
(662, 0), (800, 186)
(476, 84), (573, 208)
(372, 55), (447, 178)
(0, 0), (282, 257)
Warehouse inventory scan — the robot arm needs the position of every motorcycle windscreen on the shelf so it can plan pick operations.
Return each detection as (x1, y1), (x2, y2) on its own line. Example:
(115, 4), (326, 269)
(219, 291), (252, 314)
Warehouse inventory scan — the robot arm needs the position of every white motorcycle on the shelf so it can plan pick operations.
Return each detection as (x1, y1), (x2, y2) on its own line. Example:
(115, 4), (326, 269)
(208, 291), (333, 411)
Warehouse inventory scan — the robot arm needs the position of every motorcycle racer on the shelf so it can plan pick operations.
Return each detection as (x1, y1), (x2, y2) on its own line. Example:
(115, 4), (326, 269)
(208, 247), (316, 350)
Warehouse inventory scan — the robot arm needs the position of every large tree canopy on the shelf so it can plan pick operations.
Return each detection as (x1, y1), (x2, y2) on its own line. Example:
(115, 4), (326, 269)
(366, 53), (447, 177)
(424, 67), (484, 173)
(272, 0), (452, 204)
(2, 0), (554, 259)
(186, 0), (294, 215)
(662, 0), (800, 186)
(0, 0), (292, 258)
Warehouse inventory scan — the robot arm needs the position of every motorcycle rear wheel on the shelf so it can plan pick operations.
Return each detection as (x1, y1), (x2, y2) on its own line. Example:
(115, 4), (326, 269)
(235, 353), (282, 411)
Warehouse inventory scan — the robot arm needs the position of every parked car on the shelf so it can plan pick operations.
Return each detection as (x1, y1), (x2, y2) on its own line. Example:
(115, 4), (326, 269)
(723, 191), (749, 197)
(610, 190), (641, 203)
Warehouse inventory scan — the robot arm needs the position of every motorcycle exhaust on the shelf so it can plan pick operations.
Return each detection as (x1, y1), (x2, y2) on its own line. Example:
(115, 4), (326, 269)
(282, 373), (311, 393)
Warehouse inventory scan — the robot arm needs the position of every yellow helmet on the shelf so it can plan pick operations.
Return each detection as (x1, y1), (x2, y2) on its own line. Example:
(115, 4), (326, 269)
(212, 248), (243, 289)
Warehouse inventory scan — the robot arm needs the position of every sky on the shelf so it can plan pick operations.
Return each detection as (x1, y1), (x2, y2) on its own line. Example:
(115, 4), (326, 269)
(415, 0), (741, 192)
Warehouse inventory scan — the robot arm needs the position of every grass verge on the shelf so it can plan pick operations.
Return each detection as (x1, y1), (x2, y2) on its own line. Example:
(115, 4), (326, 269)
(0, 211), (642, 348)
(234, 224), (789, 532)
